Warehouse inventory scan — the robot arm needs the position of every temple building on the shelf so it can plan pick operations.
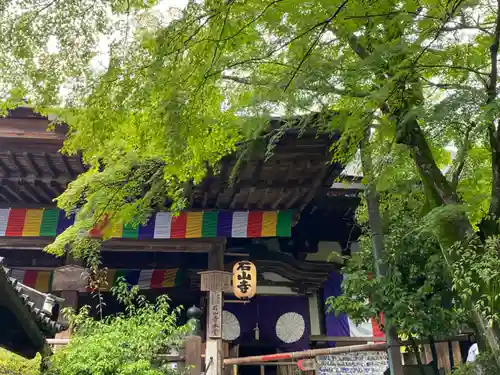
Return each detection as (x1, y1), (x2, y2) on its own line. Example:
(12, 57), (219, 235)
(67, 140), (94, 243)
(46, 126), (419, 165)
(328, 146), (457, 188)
(0, 107), (390, 366)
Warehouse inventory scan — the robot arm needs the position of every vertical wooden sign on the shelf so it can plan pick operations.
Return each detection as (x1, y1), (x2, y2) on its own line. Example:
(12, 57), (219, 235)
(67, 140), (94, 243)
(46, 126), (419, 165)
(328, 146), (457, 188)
(207, 291), (222, 338)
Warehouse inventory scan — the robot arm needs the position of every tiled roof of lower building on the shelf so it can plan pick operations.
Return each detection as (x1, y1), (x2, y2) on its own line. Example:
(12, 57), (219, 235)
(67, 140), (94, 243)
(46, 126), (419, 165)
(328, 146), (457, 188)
(0, 258), (66, 358)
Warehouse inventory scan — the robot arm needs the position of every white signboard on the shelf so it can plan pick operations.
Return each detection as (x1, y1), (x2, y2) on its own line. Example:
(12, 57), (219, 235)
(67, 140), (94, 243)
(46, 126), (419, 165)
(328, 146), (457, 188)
(317, 351), (388, 375)
(207, 291), (222, 338)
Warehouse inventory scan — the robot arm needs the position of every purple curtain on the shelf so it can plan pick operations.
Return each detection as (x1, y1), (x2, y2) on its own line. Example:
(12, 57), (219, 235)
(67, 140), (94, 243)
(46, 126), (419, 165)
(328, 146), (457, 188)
(224, 295), (310, 351)
(224, 298), (258, 344)
(322, 272), (350, 345)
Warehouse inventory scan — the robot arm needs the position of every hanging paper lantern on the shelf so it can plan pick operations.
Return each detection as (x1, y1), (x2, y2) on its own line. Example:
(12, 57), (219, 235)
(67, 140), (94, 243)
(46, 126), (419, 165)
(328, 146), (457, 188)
(275, 312), (305, 343)
(232, 261), (257, 300)
(222, 310), (241, 341)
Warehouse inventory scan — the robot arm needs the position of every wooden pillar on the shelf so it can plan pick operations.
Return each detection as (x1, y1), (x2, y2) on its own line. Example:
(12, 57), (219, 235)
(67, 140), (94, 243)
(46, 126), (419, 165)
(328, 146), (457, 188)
(55, 254), (82, 340)
(53, 289), (78, 352)
(205, 245), (225, 375)
(185, 336), (202, 375)
(224, 345), (239, 375)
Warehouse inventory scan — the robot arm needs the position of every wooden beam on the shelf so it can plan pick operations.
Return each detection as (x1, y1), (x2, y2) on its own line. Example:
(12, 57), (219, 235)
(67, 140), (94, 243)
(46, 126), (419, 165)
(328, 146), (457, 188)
(256, 280), (298, 287)
(200, 164), (214, 209)
(59, 155), (75, 178)
(250, 160), (263, 185)
(261, 188), (270, 210)
(271, 188), (287, 210)
(228, 185), (241, 209)
(206, 241), (225, 375)
(0, 176), (69, 184)
(243, 187), (256, 210)
(1, 180), (22, 202)
(299, 166), (330, 211)
(214, 161), (229, 207)
(7, 152), (25, 176)
(50, 181), (65, 195)
(0, 236), (226, 252)
(227, 179), (317, 189)
(23, 153), (41, 177)
(78, 156), (86, 172)
(33, 180), (55, 202)
(44, 153), (58, 178)
(285, 188), (304, 209)
(19, 182), (41, 203)
(0, 158), (11, 176)
(0, 189), (11, 203)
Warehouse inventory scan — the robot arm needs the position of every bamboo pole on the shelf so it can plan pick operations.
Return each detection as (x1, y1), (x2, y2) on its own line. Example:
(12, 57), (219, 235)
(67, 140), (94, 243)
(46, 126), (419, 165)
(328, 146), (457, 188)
(223, 343), (388, 365)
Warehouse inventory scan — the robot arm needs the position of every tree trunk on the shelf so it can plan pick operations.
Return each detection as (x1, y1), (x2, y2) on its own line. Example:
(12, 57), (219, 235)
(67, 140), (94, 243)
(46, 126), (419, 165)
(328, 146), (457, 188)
(409, 337), (427, 375)
(336, 8), (500, 363)
(427, 337), (440, 375)
(396, 116), (500, 366)
(360, 132), (404, 375)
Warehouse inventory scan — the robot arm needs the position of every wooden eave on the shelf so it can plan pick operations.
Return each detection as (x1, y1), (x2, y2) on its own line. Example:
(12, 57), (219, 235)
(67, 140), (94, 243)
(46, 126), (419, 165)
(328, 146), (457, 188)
(0, 237), (225, 253)
(0, 108), (342, 211)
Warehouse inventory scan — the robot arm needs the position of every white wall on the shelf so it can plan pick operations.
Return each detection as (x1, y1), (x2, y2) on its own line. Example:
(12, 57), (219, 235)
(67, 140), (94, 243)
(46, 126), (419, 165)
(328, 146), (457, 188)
(308, 292), (322, 335)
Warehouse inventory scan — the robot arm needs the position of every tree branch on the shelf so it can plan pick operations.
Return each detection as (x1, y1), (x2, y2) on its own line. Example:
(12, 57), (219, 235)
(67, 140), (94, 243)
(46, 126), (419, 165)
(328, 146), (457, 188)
(449, 123), (474, 189)
(217, 0), (283, 43)
(337, 2), (464, 207)
(417, 64), (489, 77)
(441, 24), (494, 35)
(421, 77), (480, 91)
(205, 15), (352, 80)
(485, 0), (500, 234)
(221, 74), (369, 97)
(284, 0), (349, 91)
(205, 2), (233, 78)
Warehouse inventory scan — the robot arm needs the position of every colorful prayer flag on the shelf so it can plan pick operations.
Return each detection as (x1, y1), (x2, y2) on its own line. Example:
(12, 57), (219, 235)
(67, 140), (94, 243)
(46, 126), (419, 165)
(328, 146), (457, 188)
(0, 209), (294, 239)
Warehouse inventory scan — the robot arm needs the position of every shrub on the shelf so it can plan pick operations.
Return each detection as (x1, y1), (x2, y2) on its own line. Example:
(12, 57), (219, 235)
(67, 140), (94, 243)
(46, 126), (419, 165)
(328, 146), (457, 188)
(0, 349), (40, 375)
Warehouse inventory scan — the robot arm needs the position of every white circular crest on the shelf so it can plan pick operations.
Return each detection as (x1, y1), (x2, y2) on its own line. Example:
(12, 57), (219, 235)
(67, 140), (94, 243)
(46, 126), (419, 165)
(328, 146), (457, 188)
(275, 312), (305, 343)
(222, 310), (241, 341)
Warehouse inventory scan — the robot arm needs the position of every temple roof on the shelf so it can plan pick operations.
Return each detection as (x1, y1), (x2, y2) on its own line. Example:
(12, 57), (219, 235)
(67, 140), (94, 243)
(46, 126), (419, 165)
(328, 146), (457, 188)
(0, 107), (343, 212)
(0, 257), (65, 358)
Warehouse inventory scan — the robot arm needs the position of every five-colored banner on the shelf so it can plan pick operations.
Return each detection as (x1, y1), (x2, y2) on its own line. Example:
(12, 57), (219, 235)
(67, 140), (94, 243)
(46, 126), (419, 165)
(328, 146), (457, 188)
(0, 208), (293, 239)
(9, 268), (184, 293)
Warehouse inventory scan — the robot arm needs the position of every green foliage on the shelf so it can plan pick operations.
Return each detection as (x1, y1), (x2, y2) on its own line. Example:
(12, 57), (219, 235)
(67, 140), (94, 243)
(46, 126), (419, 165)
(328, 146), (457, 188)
(45, 280), (190, 375)
(0, 349), (40, 375)
(328, 192), (466, 339)
(452, 352), (500, 375)
(448, 236), (500, 324)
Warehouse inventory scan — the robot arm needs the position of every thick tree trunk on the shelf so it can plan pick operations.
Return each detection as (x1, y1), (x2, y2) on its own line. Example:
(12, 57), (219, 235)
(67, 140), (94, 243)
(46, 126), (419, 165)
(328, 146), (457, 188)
(336, 7), (500, 362)
(396, 117), (458, 207)
(396, 115), (500, 365)
(483, 0), (500, 237)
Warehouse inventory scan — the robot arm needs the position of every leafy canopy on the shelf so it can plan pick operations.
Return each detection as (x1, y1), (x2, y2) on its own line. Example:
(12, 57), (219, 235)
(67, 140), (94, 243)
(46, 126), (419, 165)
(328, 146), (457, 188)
(0, 0), (489, 256)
